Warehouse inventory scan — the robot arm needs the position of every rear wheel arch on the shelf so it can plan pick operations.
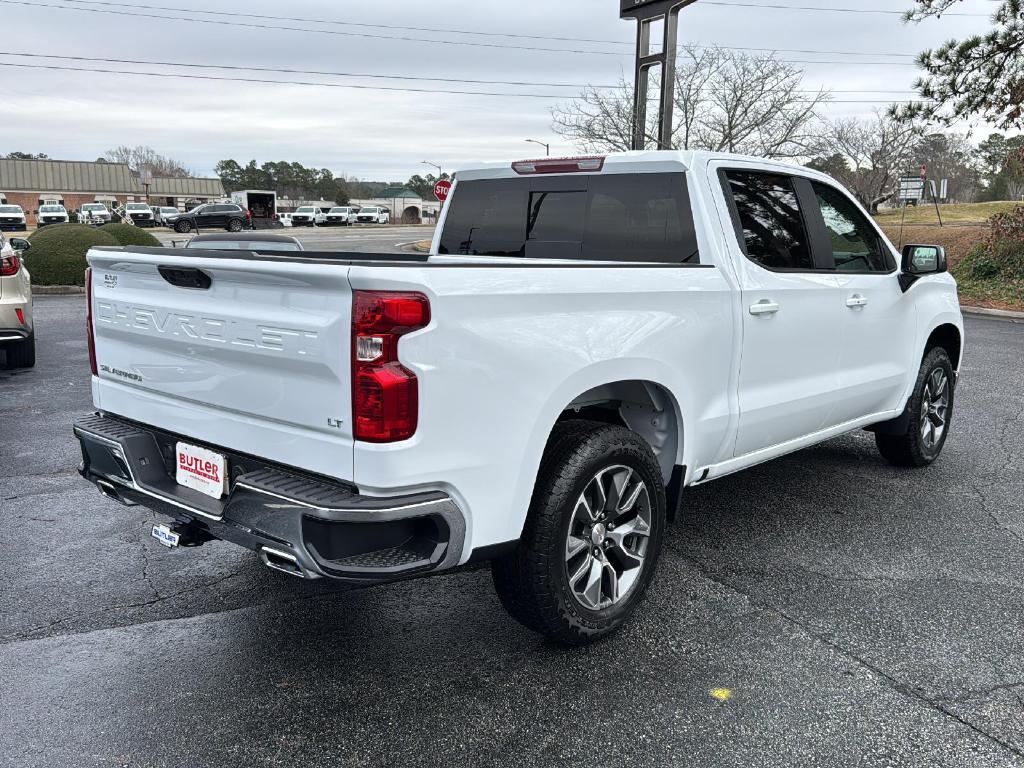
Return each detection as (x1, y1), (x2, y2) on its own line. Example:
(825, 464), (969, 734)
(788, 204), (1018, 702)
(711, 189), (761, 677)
(558, 379), (683, 486)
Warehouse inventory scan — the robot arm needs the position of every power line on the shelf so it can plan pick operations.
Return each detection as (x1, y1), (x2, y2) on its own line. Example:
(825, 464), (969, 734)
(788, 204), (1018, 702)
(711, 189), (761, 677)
(701, 0), (987, 15)
(0, 0), (943, 64)
(0, 62), (594, 97)
(0, 0), (631, 56)
(0, 51), (611, 89)
(51, 0), (965, 45)
(0, 61), (937, 104)
(0, 51), (924, 92)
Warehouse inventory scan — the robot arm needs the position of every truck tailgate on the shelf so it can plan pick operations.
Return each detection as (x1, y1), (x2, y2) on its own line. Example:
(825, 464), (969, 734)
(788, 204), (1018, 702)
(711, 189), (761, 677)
(87, 248), (355, 481)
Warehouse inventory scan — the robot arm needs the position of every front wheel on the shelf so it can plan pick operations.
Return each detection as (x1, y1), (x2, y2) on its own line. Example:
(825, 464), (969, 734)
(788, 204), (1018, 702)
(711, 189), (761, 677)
(876, 347), (955, 467)
(174, 220), (193, 234)
(492, 420), (666, 645)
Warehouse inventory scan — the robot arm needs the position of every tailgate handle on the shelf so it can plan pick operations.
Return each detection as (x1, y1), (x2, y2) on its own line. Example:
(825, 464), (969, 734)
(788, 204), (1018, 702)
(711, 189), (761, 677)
(158, 266), (212, 290)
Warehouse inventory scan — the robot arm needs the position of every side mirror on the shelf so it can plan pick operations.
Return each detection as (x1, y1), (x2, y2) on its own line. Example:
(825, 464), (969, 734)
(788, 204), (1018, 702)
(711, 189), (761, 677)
(902, 244), (947, 275)
(10, 238), (30, 252)
(899, 244), (947, 292)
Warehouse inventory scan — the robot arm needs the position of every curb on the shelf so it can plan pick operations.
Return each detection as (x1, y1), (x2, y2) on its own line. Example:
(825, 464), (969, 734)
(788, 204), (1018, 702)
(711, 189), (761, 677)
(961, 305), (1024, 321)
(34, 286), (86, 295)
(412, 240), (431, 253)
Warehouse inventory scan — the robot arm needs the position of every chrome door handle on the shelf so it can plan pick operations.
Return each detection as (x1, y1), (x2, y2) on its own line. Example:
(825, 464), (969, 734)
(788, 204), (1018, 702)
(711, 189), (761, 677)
(749, 300), (780, 316)
(846, 294), (869, 308)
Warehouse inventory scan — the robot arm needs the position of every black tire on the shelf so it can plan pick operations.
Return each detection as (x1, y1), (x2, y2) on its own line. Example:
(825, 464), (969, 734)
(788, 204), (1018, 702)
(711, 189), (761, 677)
(4, 335), (36, 369)
(174, 220), (192, 234)
(492, 420), (667, 645)
(876, 347), (955, 467)
(227, 218), (243, 233)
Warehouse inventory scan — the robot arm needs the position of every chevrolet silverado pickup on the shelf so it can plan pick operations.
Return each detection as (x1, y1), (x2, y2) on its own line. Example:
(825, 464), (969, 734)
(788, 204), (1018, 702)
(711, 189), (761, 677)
(74, 151), (963, 645)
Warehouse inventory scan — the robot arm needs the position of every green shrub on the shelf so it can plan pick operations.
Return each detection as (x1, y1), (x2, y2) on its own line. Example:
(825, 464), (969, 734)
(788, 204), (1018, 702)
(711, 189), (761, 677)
(101, 223), (161, 247)
(26, 224), (119, 286)
(956, 245), (1002, 280)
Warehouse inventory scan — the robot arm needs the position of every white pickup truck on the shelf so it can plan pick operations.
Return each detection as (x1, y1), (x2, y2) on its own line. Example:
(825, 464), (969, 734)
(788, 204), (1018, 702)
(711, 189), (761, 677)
(74, 151), (963, 645)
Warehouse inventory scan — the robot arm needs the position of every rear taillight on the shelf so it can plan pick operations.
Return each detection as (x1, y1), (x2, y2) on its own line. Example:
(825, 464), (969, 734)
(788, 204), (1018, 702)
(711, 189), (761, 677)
(352, 291), (430, 443)
(0, 253), (19, 276)
(512, 156), (605, 175)
(86, 267), (98, 376)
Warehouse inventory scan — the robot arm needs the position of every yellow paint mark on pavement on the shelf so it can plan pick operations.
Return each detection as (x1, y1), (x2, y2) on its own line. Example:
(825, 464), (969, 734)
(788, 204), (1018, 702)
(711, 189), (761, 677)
(710, 688), (732, 702)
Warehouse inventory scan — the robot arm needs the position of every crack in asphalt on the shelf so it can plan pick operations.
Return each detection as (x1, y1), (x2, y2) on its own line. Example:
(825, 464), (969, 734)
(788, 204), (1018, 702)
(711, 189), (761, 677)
(683, 555), (1024, 760)
(932, 681), (1024, 705)
(0, 565), (249, 645)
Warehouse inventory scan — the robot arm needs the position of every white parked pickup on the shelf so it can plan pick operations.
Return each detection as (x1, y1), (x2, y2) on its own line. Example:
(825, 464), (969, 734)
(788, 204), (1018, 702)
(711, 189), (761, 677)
(74, 151), (963, 645)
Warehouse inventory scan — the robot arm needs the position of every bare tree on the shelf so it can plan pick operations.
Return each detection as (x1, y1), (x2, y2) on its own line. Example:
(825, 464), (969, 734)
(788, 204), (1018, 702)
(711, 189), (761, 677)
(105, 145), (192, 177)
(551, 46), (829, 158)
(812, 112), (924, 213)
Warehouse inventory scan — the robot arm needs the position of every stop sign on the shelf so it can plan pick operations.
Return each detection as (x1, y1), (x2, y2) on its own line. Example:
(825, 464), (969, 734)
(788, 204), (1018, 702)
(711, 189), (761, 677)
(434, 179), (452, 203)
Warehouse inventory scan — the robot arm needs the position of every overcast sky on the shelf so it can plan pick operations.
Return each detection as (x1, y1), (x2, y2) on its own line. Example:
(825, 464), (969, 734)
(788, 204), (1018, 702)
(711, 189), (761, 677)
(0, 0), (1002, 181)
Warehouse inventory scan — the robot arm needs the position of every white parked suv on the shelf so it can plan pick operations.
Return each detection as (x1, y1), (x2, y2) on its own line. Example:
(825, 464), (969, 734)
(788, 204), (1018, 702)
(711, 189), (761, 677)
(79, 203), (112, 226)
(291, 206), (327, 227)
(74, 151), (963, 645)
(326, 207), (359, 226)
(0, 233), (34, 368)
(0, 204), (27, 231)
(124, 202), (155, 227)
(356, 206), (390, 224)
(37, 204), (69, 227)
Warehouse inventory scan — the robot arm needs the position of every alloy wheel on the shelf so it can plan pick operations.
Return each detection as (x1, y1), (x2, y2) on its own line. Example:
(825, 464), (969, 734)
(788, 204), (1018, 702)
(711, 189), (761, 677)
(564, 464), (652, 611)
(920, 367), (950, 449)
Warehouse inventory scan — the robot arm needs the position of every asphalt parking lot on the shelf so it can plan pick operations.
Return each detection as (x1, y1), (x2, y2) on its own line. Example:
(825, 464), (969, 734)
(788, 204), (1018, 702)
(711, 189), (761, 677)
(1, 298), (1022, 766)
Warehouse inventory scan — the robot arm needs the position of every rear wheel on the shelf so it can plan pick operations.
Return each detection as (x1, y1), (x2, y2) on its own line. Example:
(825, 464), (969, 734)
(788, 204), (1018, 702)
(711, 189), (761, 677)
(227, 218), (243, 233)
(492, 420), (666, 645)
(4, 335), (35, 369)
(876, 347), (955, 467)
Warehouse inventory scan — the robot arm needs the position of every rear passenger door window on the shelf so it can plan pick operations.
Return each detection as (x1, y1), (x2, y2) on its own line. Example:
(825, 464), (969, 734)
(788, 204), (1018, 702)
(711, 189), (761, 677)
(811, 182), (892, 272)
(723, 171), (814, 271)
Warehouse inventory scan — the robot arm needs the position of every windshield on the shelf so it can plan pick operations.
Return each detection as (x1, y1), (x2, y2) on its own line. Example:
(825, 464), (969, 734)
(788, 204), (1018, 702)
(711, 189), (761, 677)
(330, 208), (350, 214)
(126, 204), (149, 210)
(0, 205), (22, 213)
(162, 208), (178, 214)
(359, 208), (378, 214)
(82, 204), (106, 211)
(296, 207), (315, 213)
(40, 206), (64, 213)
(185, 240), (301, 252)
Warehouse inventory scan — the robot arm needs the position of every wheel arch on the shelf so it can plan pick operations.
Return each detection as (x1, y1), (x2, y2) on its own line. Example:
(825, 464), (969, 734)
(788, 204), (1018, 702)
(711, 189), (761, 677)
(557, 379), (684, 486)
(925, 322), (963, 371)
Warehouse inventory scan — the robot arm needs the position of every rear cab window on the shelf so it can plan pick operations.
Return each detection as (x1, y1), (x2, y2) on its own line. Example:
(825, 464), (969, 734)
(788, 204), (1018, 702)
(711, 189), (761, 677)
(439, 173), (700, 264)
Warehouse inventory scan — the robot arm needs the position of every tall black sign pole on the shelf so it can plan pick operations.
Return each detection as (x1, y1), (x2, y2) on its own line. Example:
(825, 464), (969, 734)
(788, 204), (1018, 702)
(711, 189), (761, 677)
(619, 0), (698, 150)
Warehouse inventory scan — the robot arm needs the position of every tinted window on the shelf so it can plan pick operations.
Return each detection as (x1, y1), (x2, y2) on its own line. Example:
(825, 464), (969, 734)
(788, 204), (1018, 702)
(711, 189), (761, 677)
(584, 175), (697, 263)
(812, 182), (891, 272)
(438, 180), (528, 257)
(725, 172), (814, 271)
(439, 174), (698, 263)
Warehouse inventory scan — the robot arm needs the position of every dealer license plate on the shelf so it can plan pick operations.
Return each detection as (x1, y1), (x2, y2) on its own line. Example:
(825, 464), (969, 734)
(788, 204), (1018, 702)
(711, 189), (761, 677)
(175, 441), (228, 499)
(151, 524), (180, 548)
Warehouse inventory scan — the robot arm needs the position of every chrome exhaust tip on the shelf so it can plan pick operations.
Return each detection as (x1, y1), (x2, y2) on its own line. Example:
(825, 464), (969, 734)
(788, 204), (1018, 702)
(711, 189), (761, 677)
(96, 478), (137, 507)
(259, 546), (306, 578)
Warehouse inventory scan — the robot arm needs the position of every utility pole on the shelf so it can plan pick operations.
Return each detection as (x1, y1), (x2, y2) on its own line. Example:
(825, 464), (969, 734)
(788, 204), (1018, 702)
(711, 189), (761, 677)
(525, 139), (551, 156)
(619, 0), (698, 151)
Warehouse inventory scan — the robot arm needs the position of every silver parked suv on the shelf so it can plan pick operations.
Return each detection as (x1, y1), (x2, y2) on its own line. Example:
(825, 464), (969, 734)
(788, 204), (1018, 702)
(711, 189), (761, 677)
(0, 233), (34, 368)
